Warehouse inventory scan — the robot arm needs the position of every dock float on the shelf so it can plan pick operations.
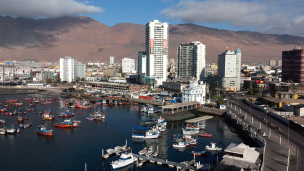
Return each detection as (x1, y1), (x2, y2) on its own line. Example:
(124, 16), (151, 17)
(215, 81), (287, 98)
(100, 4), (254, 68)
(132, 154), (197, 170)
(185, 116), (213, 123)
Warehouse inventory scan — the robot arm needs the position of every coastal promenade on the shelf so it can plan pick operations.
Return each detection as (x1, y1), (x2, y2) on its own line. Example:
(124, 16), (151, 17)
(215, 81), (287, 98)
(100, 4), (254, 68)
(228, 98), (298, 170)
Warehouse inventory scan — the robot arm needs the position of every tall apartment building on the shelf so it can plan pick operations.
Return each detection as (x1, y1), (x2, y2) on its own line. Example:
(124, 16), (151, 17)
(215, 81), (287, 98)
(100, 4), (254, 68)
(177, 41), (206, 80)
(122, 57), (137, 74)
(110, 56), (115, 65)
(218, 48), (242, 91)
(282, 48), (304, 83)
(145, 20), (169, 86)
(270, 60), (277, 66)
(138, 51), (146, 84)
(60, 56), (86, 83)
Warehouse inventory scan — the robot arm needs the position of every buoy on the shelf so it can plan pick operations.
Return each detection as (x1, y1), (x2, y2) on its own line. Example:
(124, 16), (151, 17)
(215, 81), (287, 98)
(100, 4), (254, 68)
(135, 107), (137, 109)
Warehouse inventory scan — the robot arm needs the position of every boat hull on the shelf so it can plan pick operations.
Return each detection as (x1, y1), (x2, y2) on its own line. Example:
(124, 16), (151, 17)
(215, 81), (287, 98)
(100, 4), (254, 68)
(37, 131), (53, 136)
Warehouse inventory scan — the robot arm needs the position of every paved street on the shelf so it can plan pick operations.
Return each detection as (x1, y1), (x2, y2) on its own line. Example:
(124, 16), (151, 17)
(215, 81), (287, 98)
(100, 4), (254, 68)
(228, 96), (301, 170)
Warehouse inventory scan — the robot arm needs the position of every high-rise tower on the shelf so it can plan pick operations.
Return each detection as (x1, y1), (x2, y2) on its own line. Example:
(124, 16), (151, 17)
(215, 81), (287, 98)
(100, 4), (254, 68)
(145, 20), (169, 86)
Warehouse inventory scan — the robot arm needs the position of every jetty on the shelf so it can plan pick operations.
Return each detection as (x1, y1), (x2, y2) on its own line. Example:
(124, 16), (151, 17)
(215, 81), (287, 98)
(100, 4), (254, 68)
(103, 142), (202, 170)
(185, 116), (214, 123)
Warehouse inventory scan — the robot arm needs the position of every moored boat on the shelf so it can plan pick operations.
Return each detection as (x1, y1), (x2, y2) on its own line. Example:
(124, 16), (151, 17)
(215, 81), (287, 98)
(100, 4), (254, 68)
(7, 125), (16, 134)
(199, 133), (213, 138)
(182, 128), (199, 135)
(192, 150), (207, 156)
(132, 126), (159, 139)
(18, 116), (23, 122)
(138, 147), (148, 155)
(0, 118), (5, 124)
(205, 142), (222, 151)
(37, 124), (53, 136)
(111, 152), (137, 170)
(0, 127), (6, 135)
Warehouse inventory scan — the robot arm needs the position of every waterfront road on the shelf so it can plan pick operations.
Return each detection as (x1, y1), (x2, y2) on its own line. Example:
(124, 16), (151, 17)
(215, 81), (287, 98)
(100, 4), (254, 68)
(230, 97), (303, 171)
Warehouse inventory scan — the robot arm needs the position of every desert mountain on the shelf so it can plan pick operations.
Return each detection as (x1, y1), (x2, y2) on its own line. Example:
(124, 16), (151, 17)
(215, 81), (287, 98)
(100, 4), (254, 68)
(0, 16), (303, 63)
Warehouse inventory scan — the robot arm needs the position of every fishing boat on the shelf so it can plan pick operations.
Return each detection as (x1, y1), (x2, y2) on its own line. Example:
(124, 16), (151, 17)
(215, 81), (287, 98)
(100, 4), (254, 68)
(95, 101), (102, 105)
(23, 122), (32, 128)
(26, 108), (34, 112)
(111, 152), (137, 170)
(192, 151), (207, 156)
(45, 108), (51, 114)
(7, 125), (16, 134)
(24, 98), (32, 101)
(158, 116), (167, 125)
(138, 147), (148, 155)
(54, 122), (70, 128)
(109, 102), (113, 106)
(86, 117), (94, 121)
(199, 133), (213, 138)
(0, 118), (5, 124)
(42, 113), (55, 120)
(18, 116), (23, 122)
(19, 124), (24, 128)
(205, 142), (222, 151)
(23, 111), (27, 114)
(132, 126), (159, 139)
(54, 119), (78, 128)
(37, 124), (53, 136)
(0, 127), (6, 135)
(30, 103), (36, 107)
(185, 138), (198, 145)
(182, 128), (199, 135)
(172, 141), (189, 148)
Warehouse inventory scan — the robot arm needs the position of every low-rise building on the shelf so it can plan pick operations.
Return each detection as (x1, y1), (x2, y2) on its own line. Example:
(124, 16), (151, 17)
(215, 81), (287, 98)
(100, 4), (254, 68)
(162, 80), (189, 93)
(215, 143), (260, 171)
(182, 78), (206, 104)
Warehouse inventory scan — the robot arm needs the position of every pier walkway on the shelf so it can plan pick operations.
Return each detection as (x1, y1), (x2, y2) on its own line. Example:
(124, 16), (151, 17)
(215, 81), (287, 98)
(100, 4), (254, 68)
(133, 154), (197, 170)
(185, 116), (213, 123)
(224, 103), (297, 171)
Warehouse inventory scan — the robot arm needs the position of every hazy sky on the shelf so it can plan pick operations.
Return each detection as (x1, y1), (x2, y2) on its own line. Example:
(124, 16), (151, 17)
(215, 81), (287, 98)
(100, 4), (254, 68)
(0, 0), (304, 36)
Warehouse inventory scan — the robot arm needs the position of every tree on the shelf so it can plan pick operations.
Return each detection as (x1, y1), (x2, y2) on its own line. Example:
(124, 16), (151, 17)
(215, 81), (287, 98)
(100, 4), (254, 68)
(75, 77), (80, 83)
(81, 77), (85, 81)
(152, 79), (157, 88)
(14, 76), (19, 81)
(46, 78), (52, 84)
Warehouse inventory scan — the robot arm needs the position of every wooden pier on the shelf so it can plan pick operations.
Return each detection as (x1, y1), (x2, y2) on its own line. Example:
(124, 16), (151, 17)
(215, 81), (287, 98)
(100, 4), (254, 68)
(185, 116), (214, 123)
(133, 154), (197, 171)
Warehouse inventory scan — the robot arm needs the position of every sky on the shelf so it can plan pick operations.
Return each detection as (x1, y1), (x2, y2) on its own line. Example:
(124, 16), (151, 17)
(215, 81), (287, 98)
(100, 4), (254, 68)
(0, 0), (304, 36)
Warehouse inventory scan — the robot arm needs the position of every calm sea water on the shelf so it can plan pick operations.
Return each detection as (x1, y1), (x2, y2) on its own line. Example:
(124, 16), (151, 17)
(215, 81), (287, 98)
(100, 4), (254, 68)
(0, 93), (247, 171)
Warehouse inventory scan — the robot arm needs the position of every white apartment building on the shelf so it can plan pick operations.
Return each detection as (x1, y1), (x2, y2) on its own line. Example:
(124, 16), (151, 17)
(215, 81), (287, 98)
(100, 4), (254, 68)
(145, 20), (169, 86)
(60, 56), (86, 83)
(122, 57), (137, 74)
(182, 78), (206, 104)
(177, 41), (206, 80)
(138, 51), (146, 84)
(218, 48), (242, 91)
(110, 56), (115, 65)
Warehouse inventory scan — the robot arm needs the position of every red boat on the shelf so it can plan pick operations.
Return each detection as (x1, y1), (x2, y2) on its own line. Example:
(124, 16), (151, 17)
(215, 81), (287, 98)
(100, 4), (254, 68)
(109, 102), (113, 106)
(45, 101), (52, 104)
(54, 123), (70, 128)
(24, 98), (32, 101)
(199, 133), (213, 138)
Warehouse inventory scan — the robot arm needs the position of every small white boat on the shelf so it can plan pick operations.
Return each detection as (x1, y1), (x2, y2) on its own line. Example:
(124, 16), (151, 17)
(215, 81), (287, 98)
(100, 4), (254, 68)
(138, 147), (148, 155)
(172, 141), (189, 148)
(106, 149), (115, 154)
(7, 127), (16, 134)
(111, 152), (137, 170)
(186, 138), (198, 145)
(182, 128), (199, 135)
(145, 146), (154, 156)
(158, 116), (167, 126)
(205, 142), (222, 151)
(0, 128), (6, 135)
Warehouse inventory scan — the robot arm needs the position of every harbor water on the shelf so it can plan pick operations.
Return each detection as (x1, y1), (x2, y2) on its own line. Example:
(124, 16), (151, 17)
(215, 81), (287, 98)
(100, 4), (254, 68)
(0, 93), (248, 171)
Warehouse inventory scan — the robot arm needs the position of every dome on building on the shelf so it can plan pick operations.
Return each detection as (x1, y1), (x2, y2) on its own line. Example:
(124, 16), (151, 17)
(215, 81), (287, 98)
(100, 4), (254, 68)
(235, 48), (241, 53)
